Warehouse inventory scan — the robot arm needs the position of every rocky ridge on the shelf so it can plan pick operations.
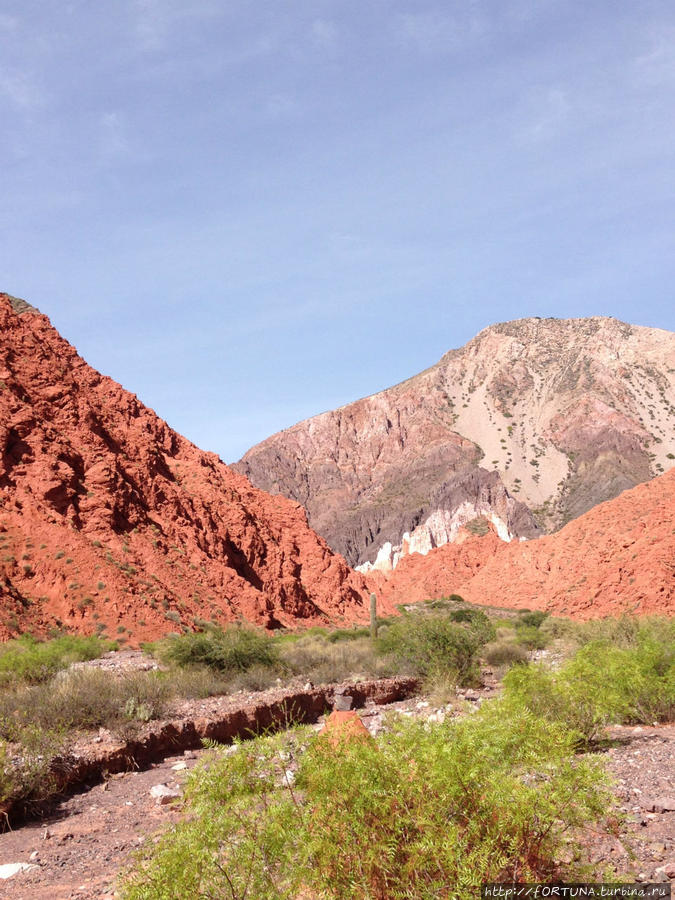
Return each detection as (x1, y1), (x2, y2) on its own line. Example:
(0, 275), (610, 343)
(0, 293), (371, 642)
(368, 468), (675, 618)
(236, 317), (675, 568)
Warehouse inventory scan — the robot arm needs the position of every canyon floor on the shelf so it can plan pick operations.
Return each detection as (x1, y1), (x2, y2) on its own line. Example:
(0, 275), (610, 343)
(0, 654), (672, 898)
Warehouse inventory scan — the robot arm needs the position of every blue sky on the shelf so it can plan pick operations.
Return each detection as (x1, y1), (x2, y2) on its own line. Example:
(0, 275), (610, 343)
(2, 1), (675, 461)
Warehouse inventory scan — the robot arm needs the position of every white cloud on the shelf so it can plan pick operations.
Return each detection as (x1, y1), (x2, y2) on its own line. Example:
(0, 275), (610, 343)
(311, 19), (338, 50)
(0, 68), (43, 110)
(392, 8), (488, 54)
(518, 87), (571, 143)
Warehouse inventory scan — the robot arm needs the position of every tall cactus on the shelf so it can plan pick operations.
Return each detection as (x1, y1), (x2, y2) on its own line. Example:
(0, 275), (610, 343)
(369, 592), (377, 641)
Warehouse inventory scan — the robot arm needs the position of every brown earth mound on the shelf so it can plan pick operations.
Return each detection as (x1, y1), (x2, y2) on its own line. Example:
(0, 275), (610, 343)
(0, 293), (370, 642)
(371, 470), (675, 618)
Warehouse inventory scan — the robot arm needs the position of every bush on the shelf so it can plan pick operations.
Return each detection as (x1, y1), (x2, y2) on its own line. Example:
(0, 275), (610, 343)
(447, 607), (495, 642)
(514, 624), (550, 650)
(0, 668), (172, 740)
(158, 625), (279, 674)
(278, 634), (390, 684)
(503, 633), (675, 744)
(377, 613), (493, 685)
(519, 611), (548, 629)
(0, 726), (65, 807)
(483, 640), (529, 668)
(122, 703), (613, 898)
(0, 634), (116, 686)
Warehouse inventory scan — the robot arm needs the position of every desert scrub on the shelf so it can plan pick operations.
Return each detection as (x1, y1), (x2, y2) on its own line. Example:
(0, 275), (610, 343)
(0, 668), (171, 742)
(277, 632), (392, 684)
(377, 610), (495, 685)
(483, 639), (528, 669)
(155, 624), (279, 674)
(121, 704), (613, 899)
(0, 634), (116, 687)
(541, 614), (673, 654)
(0, 726), (66, 808)
(503, 631), (675, 744)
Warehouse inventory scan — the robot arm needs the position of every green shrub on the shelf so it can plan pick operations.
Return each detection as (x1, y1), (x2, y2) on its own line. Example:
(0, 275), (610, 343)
(483, 640), (529, 668)
(447, 607), (495, 642)
(514, 624), (549, 650)
(121, 703), (612, 899)
(159, 625), (279, 674)
(503, 634), (675, 744)
(377, 613), (493, 685)
(519, 610), (548, 629)
(0, 634), (116, 686)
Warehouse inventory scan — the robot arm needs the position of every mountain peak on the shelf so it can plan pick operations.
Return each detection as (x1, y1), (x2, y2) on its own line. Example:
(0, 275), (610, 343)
(237, 315), (675, 568)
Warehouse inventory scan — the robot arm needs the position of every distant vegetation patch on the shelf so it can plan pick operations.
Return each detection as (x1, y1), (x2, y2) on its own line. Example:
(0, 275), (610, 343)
(0, 634), (115, 686)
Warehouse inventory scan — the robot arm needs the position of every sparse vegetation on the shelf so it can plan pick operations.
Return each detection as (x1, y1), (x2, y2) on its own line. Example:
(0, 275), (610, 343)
(0, 634), (115, 686)
(156, 624), (279, 673)
(121, 698), (613, 899)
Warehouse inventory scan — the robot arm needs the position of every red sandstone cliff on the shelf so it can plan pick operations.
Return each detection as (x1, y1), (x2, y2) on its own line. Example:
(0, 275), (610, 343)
(369, 470), (675, 618)
(0, 294), (369, 642)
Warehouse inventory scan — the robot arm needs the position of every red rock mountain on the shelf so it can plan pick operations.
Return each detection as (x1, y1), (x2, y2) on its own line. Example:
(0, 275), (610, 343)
(236, 317), (675, 569)
(369, 470), (675, 618)
(0, 294), (370, 643)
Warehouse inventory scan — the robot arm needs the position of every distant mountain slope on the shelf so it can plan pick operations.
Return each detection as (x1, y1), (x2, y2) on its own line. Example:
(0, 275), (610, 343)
(236, 317), (675, 568)
(371, 468), (675, 618)
(0, 293), (369, 642)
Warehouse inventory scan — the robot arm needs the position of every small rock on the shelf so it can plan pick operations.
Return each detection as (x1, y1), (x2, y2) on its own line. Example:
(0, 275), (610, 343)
(42, 829), (51, 840)
(303, 682), (313, 691)
(650, 797), (675, 813)
(149, 784), (181, 805)
(661, 861), (675, 879)
(0, 863), (37, 879)
(29, 851), (39, 861)
(171, 761), (188, 771)
(183, 750), (196, 759)
(333, 692), (353, 711)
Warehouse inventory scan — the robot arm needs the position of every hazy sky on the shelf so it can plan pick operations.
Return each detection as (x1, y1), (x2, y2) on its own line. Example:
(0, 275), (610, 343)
(2, 1), (675, 461)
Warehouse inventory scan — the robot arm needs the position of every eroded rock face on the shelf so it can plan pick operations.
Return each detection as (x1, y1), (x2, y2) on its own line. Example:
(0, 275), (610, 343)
(0, 294), (370, 642)
(372, 470), (675, 618)
(236, 317), (675, 567)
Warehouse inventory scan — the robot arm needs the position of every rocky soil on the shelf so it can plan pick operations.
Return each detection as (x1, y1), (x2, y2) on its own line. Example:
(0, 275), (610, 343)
(236, 316), (675, 569)
(0, 292), (372, 642)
